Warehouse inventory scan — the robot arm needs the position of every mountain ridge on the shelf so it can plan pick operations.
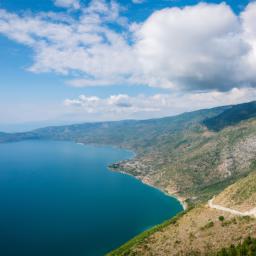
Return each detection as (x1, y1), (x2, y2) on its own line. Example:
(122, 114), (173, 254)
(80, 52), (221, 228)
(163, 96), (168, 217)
(203, 101), (256, 131)
(0, 104), (231, 141)
(1, 101), (256, 205)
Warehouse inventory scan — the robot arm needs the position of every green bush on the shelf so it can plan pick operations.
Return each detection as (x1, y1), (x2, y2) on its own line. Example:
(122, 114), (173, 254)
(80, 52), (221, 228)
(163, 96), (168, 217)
(216, 237), (256, 256)
(201, 221), (214, 231)
(219, 216), (225, 222)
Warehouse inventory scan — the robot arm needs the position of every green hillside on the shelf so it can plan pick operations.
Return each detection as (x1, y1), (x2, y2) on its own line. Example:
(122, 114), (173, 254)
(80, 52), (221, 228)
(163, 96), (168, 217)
(2, 102), (256, 204)
(203, 101), (256, 131)
(0, 107), (226, 150)
(214, 170), (256, 212)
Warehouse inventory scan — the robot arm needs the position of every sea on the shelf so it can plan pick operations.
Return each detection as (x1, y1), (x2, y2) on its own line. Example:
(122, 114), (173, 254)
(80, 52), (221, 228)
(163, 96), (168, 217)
(0, 140), (183, 256)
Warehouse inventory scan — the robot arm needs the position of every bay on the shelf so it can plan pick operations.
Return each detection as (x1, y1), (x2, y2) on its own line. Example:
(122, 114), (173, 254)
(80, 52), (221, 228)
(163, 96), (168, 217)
(0, 140), (182, 256)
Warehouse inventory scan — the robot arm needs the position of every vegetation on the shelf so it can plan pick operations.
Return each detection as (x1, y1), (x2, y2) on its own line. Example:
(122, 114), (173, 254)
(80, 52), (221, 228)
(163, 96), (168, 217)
(200, 221), (214, 230)
(221, 217), (237, 227)
(219, 216), (225, 222)
(203, 101), (256, 131)
(214, 170), (256, 211)
(216, 237), (256, 256)
(2, 101), (256, 205)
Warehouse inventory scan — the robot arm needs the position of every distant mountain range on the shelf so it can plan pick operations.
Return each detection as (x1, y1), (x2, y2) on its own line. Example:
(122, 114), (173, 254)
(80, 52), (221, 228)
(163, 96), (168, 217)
(2, 101), (256, 201)
(2, 100), (256, 255)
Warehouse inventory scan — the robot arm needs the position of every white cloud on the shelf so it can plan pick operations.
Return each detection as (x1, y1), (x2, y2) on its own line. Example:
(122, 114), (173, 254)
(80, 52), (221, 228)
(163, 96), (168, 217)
(3, 87), (256, 125)
(0, 1), (256, 93)
(64, 88), (256, 120)
(134, 2), (256, 91)
(64, 94), (156, 114)
(54, 0), (80, 9)
(0, 0), (136, 84)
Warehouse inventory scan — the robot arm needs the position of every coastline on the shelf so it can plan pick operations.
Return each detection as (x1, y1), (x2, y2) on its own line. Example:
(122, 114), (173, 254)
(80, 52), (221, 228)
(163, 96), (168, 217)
(76, 142), (186, 211)
(135, 175), (187, 211)
(115, 169), (187, 211)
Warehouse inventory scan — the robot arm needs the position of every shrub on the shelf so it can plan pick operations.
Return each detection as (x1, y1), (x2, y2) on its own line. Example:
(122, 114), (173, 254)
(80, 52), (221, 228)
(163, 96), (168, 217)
(218, 216), (225, 222)
(216, 236), (256, 256)
(201, 221), (214, 230)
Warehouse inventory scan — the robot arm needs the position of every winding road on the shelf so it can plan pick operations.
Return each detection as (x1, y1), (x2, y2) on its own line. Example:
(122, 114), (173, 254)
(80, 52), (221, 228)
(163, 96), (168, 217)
(208, 197), (256, 217)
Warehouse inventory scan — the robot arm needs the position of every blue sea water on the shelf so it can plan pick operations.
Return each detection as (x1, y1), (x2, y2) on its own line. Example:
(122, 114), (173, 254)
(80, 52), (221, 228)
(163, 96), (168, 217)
(0, 141), (183, 256)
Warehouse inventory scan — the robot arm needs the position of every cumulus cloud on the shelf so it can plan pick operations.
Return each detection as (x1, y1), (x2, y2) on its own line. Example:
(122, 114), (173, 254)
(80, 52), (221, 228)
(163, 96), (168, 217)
(64, 94), (157, 114)
(64, 88), (256, 119)
(54, 0), (80, 9)
(0, 1), (256, 93)
(0, 0), (136, 85)
(135, 2), (256, 91)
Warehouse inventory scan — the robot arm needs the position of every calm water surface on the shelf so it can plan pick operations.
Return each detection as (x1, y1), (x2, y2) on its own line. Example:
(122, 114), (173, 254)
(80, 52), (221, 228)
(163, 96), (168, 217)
(0, 141), (182, 256)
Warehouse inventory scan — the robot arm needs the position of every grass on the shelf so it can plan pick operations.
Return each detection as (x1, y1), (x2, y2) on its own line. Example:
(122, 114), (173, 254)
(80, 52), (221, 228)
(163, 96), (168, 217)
(214, 170), (256, 211)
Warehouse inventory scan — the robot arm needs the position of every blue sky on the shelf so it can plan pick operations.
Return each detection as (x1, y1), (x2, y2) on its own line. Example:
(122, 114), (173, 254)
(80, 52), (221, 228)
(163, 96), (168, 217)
(0, 0), (255, 131)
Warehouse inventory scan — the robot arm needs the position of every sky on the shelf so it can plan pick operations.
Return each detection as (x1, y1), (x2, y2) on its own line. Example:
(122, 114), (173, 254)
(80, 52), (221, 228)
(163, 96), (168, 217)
(0, 0), (256, 131)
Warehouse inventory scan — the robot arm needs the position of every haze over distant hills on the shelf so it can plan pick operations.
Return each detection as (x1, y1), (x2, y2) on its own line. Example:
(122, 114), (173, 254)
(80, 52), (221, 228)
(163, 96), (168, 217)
(1, 101), (256, 202)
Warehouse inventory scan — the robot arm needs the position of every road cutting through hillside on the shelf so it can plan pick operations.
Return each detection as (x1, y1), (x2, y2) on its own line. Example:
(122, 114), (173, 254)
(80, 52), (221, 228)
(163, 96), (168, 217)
(208, 197), (256, 217)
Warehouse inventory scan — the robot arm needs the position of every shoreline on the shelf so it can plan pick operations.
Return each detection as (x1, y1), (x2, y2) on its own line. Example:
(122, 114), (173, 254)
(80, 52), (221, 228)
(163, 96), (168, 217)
(115, 169), (187, 211)
(77, 142), (187, 211)
(135, 176), (188, 211)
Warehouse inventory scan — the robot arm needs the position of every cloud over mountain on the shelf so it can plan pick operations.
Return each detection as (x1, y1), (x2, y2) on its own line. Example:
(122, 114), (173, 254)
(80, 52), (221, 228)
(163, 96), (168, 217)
(64, 87), (256, 119)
